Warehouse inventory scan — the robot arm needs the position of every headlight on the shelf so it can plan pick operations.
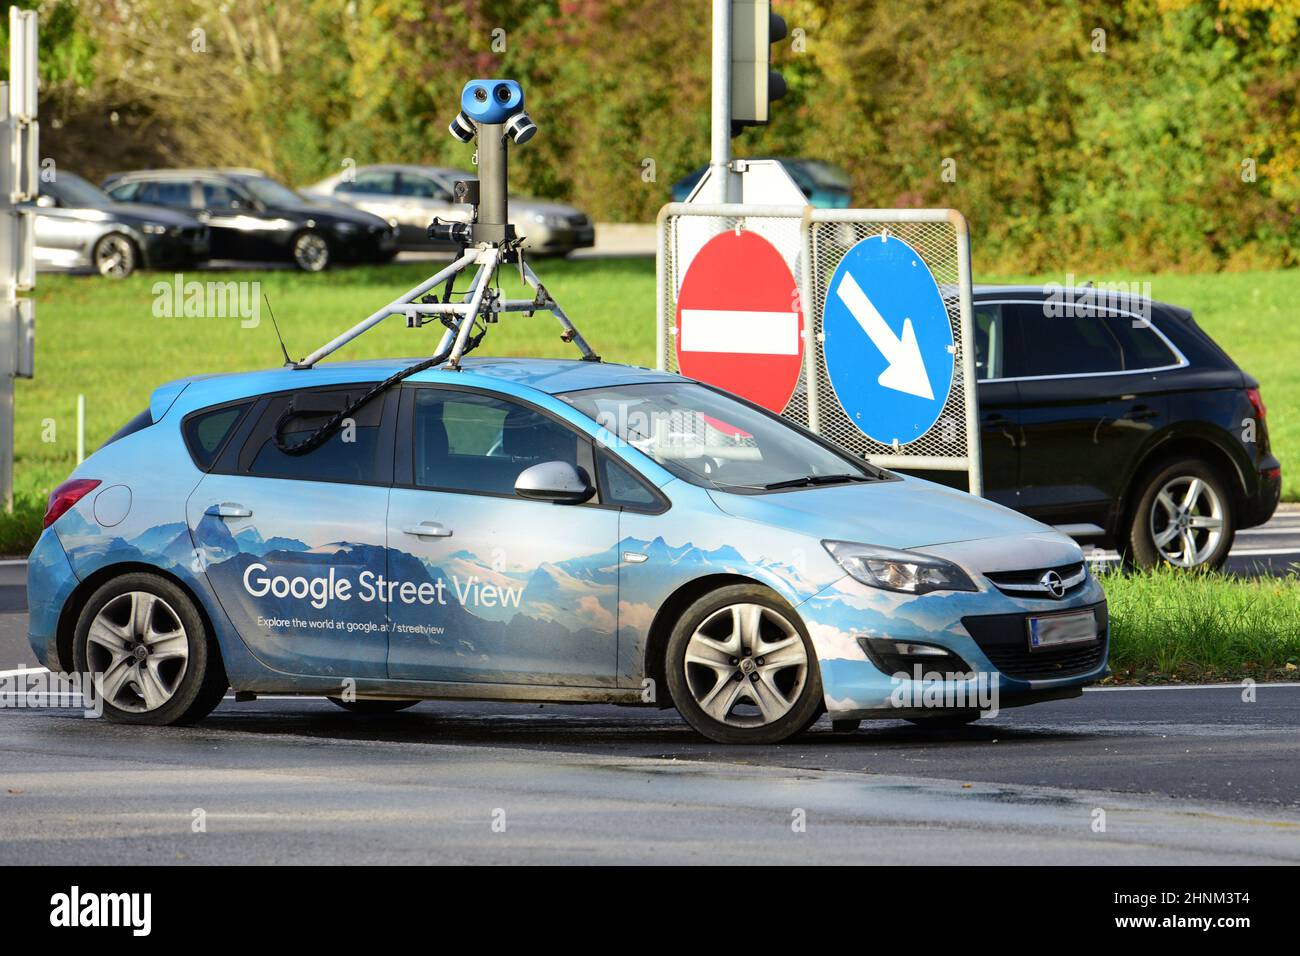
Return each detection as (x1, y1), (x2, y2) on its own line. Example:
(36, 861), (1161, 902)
(141, 223), (168, 235)
(530, 212), (565, 227)
(822, 540), (977, 595)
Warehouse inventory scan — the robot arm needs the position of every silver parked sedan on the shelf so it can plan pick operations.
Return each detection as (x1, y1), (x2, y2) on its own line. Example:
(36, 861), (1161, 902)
(302, 164), (595, 256)
(29, 172), (209, 278)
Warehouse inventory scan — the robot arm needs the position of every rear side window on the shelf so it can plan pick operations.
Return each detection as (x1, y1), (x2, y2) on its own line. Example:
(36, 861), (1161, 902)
(1004, 304), (1124, 377)
(138, 180), (194, 207)
(184, 403), (250, 469)
(1004, 303), (1178, 377)
(243, 387), (387, 484)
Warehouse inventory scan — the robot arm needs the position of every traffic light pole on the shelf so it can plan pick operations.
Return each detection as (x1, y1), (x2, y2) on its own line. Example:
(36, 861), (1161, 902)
(709, 0), (740, 203)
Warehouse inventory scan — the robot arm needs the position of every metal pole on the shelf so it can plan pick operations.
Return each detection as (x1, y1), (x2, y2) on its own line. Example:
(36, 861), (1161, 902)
(520, 260), (599, 361)
(476, 122), (508, 238)
(953, 211), (983, 497)
(710, 0), (735, 203)
(446, 247), (500, 368)
(297, 249), (478, 367)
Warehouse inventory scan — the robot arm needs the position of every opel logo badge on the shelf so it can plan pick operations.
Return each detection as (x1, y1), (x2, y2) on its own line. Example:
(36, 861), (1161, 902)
(1040, 570), (1066, 598)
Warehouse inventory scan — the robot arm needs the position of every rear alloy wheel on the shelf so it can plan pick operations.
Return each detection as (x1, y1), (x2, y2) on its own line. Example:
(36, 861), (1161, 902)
(73, 573), (228, 725)
(292, 231), (331, 271)
(326, 697), (420, 714)
(93, 232), (138, 278)
(666, 584), (822, 745)
(1128, 460), (1235, 570)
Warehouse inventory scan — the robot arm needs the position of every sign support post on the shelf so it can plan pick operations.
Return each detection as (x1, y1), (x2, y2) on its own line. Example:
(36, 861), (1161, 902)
(0, 6), (38, 512)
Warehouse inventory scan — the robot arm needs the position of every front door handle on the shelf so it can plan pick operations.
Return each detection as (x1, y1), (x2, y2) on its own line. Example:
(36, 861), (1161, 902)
(403, 521), (452, 538)
(205, 503), (253, 519)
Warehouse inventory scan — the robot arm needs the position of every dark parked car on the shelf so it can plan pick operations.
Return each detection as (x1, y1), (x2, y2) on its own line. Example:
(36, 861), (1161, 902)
(671, 158), (853, 207)
(29, 171), (209, 278)
(958, 285), (1280, 570)
(101, 169), (397, 271)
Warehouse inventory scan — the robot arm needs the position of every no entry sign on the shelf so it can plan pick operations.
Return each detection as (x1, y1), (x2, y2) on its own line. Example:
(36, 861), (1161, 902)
(674, 230), (804, 414)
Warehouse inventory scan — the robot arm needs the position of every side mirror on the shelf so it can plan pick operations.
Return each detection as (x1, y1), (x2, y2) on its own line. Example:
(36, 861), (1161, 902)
(514, 461), (595, 505)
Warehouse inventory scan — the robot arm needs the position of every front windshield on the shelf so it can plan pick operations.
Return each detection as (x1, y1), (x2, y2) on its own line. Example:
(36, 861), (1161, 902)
(234, 175), (307, 207)
(559, 382), (881, 493)
(43, 172), (111, 207)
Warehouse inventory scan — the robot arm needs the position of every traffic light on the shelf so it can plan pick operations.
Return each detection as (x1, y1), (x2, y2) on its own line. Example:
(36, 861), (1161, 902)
(730, 0), (787, 136)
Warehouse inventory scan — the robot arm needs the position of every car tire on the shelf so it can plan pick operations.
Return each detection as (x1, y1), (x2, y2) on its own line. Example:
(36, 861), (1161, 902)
(665, 584), (823, 745)
(1126, 459), (1235, 570)
(72, 573), (228, 726)
(291, 230), (331, 272)
(93, 232), (138, 278)
(326, 697), (420, 714)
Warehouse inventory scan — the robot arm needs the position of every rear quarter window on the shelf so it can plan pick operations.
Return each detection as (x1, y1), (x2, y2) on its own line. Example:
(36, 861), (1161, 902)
(183, 403), (251, 469)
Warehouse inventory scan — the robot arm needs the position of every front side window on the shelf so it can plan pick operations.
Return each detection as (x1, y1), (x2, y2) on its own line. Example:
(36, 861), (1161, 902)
(340, 171), (397, 196)
(973, 303), (1002, 380)
(201, 182), (245, 208)
(559, 382), (879, 494)
(397, 174), (446, 199)
(412, 390), (582, 497)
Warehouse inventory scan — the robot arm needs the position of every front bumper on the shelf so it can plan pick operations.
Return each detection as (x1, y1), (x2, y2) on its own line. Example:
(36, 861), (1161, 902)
(800, 566), (1109, 719)
(519, 221), (596, 254)
(1242, 454), (1282, 528)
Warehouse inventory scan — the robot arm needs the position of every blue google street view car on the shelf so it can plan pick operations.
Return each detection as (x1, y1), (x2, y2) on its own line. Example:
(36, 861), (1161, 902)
(29, 357), (1107, 744)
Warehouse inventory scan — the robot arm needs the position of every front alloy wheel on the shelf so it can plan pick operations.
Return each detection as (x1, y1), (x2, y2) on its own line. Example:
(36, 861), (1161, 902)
(93, 233), (137, 278)
(666, 585), (823, 744)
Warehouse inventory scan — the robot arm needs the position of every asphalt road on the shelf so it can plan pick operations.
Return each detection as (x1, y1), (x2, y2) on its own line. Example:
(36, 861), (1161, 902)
(1, 507), (1297, 864)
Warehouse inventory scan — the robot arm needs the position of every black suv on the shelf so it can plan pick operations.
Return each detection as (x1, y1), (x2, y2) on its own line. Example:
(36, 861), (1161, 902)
(966, 285), (1280, 570)
(101, 168), (397, 271)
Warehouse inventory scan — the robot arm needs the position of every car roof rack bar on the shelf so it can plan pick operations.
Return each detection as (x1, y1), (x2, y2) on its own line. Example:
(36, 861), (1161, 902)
(294, 248), (478, 368)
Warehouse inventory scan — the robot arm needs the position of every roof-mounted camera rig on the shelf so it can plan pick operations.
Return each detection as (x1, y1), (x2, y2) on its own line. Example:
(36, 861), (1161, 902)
(294, 78), (597, 373)
(275, 79), (599, 455)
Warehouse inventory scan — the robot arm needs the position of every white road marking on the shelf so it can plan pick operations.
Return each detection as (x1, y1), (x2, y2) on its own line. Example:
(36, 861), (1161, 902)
(1085, 682), (1300, 691)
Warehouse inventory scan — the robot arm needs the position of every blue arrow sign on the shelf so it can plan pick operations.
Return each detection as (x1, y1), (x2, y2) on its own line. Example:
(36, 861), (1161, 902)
(821, 234), (955, 446)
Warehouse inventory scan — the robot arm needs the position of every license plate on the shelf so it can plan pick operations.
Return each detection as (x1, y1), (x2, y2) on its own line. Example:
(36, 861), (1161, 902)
(1027, 610), (1097, 650)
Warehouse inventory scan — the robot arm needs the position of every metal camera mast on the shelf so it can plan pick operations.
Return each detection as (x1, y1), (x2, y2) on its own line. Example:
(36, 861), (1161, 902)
(276, 79), (598, 454)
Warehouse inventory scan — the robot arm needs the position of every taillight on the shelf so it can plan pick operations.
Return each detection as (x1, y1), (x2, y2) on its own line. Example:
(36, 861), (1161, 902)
(1247, 387), (1267, 422)
(43, 478), (101, 529)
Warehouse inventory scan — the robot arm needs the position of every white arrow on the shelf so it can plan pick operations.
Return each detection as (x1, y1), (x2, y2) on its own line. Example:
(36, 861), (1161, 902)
(834, 271), (934, 400)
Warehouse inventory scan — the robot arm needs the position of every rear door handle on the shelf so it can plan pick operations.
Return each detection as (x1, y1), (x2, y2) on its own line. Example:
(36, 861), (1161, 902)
(205, 503), (253, 519)
(403, 521), (452, 538)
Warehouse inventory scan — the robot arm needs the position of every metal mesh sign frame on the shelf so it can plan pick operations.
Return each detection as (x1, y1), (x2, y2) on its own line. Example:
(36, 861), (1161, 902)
(656, 202), (981, 495)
